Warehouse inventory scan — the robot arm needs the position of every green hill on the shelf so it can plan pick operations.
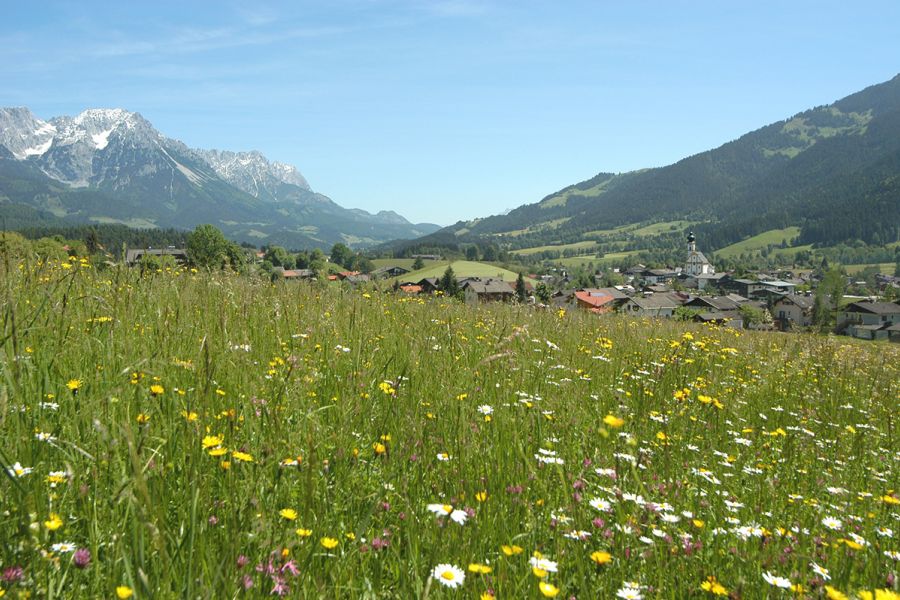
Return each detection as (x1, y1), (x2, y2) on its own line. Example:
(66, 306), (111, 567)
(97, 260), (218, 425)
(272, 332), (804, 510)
(386, 74), (900, 257)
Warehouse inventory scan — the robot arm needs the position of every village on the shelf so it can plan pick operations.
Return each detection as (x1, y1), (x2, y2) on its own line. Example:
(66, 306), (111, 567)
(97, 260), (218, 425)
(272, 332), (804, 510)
(124, 231), (900, 343)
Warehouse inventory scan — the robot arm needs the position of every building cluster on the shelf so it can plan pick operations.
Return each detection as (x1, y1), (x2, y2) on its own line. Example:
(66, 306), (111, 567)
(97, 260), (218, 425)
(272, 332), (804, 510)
(388, 233), (900, 342)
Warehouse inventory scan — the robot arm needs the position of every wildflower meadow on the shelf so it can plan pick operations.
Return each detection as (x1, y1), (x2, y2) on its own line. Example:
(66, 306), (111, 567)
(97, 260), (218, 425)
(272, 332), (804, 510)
(1, 258), (898, 599)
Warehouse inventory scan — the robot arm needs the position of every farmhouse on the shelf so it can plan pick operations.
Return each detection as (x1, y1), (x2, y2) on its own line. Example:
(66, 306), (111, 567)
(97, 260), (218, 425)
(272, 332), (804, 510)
(573, 288), (626, 313)
(460, 278), (515, 303)
(618, 292), (686, 318)
(771, 294), (817, 330)
(838, 301), (900, 340)
(373, 265), (410, 278)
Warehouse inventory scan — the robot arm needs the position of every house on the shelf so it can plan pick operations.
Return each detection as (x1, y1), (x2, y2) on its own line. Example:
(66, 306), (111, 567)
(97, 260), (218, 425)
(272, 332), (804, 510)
(336, 271), (362, 280)
(125, 247), (188, 266)
(642, 283), (672, 294)
(373, 265), (410, 278)
(416, 277), (441, 294)
(680, 272), (727, 291)
(636, 268), (679, 286)
(398, 284), (423, 294)
(460, 278), (515, 303)
(275, 267), (315, 280)
(838, 301), (900, 340)
(771, 294), (817, 330)
(684, 296), (742, 312)
(343, 274), (371, 285)
(573, 288), (627, 314)
(551, 289), (577, 309)
(618, 292), (686, 318)
(887, 323), (900, 343)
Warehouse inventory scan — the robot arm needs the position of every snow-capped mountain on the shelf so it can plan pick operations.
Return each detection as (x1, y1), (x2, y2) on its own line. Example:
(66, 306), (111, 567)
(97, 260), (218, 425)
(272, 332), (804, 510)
(197, 149), (311, 201)
(0, 106), (440, 248)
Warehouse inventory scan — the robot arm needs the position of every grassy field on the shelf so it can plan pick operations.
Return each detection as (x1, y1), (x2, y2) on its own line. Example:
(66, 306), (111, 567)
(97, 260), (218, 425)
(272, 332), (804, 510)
(1, 258), (899, 598)
(370, 258), (443, 271)
(844, 262), (897, 275)
(715, 227), (802, 259)
(550, 250), (642, 269)
(388, 260), (527, 283)
(510, 241), (598, 257)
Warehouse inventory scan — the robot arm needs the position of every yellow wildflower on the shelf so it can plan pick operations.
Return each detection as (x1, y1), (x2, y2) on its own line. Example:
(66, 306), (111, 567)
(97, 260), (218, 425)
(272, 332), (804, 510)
(603, 415), (625, 428)
(538, 582), (560, 597)
(44, 514), (63, 531)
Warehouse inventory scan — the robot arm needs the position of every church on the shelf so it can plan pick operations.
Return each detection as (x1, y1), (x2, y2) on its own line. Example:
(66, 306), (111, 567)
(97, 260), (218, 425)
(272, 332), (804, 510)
(684, 232), (715, 276)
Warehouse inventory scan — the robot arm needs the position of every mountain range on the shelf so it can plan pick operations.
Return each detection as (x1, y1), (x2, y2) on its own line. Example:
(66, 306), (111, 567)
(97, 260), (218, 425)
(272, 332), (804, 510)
(0, 107), (439, 248)
(391, 74), (900, 255)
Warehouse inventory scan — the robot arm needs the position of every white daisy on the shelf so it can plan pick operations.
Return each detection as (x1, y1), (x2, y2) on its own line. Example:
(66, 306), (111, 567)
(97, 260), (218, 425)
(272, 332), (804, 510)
(762, 571), (792, 588)
(810, 562), (831, 581)
(7, 462), (32, 478)
(821, 516), (842, 531)
(431, 563), (465, 588)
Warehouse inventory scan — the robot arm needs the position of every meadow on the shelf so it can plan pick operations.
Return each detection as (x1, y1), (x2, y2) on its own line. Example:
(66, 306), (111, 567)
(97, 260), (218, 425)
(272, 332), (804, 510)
(1, 257), (898, 599)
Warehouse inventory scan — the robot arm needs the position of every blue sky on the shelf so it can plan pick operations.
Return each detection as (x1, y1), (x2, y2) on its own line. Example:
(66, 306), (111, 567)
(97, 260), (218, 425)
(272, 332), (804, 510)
(3, 1), (899, 225)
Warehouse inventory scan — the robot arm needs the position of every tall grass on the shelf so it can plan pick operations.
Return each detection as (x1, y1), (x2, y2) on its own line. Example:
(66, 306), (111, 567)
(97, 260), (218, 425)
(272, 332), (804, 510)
(1, 257), (898, 598)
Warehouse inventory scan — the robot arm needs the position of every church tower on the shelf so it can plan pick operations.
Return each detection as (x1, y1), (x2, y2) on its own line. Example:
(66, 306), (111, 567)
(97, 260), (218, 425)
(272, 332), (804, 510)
(685, 231), (714, 276)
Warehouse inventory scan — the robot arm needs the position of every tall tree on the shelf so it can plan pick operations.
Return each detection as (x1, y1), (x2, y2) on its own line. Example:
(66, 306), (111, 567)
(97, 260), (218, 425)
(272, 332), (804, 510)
(515, 272), (527, 303)
(186, 224), (228, 270)
(439, 265), (460, 298)
(330, 243), (354, 269)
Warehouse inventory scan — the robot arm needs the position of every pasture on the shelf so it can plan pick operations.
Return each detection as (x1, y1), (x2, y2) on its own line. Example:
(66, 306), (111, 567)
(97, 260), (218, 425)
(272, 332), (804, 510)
(0, 258), (898, 598)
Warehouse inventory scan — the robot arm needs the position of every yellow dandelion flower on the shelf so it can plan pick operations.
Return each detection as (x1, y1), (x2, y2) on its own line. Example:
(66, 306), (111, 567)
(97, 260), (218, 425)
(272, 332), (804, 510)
(590, 550), (612, 565)
(700, 576), (728, 596)
(66, 379), (82, 394)
(116, 586), (133, 599)
(475, 491), (488, 502)
(539, 581), (560, 597)
(603, 414), (625, 428)
(208, 447), (228, 457)
(882, 494), (900, 505)
(468, 563), (492, 574)
(372, 442), (386, 455)
(44, 513), (64, 531)
(231, 451), (253, 463)
(279, 508), (298, 521)
(296, 528), (312, 537)
(149, 384), (164, 396)
(320, 537), (339, 549)
(501, 544), (523, 556)
(136, 413), (150, 424)
(202, 435), (223, 449)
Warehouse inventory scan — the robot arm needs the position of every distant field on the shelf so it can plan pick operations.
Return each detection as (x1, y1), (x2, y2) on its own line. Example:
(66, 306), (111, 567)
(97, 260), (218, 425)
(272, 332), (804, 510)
(90, 216), (159, 229)
(370, 258), (442, 271)
(552, 250), (641, 268)
(389, 260), (529, 283)
(715, 227), (802, 258)
(844, 262), (896, 275)
(629, 220), (696, 237)
(497, 218), (571, 238)
(511, 241), (598, 256)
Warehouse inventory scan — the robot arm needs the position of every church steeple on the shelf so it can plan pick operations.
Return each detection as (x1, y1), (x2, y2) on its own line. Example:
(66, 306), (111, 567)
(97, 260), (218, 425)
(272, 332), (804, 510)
(687, 231), (696, 253)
